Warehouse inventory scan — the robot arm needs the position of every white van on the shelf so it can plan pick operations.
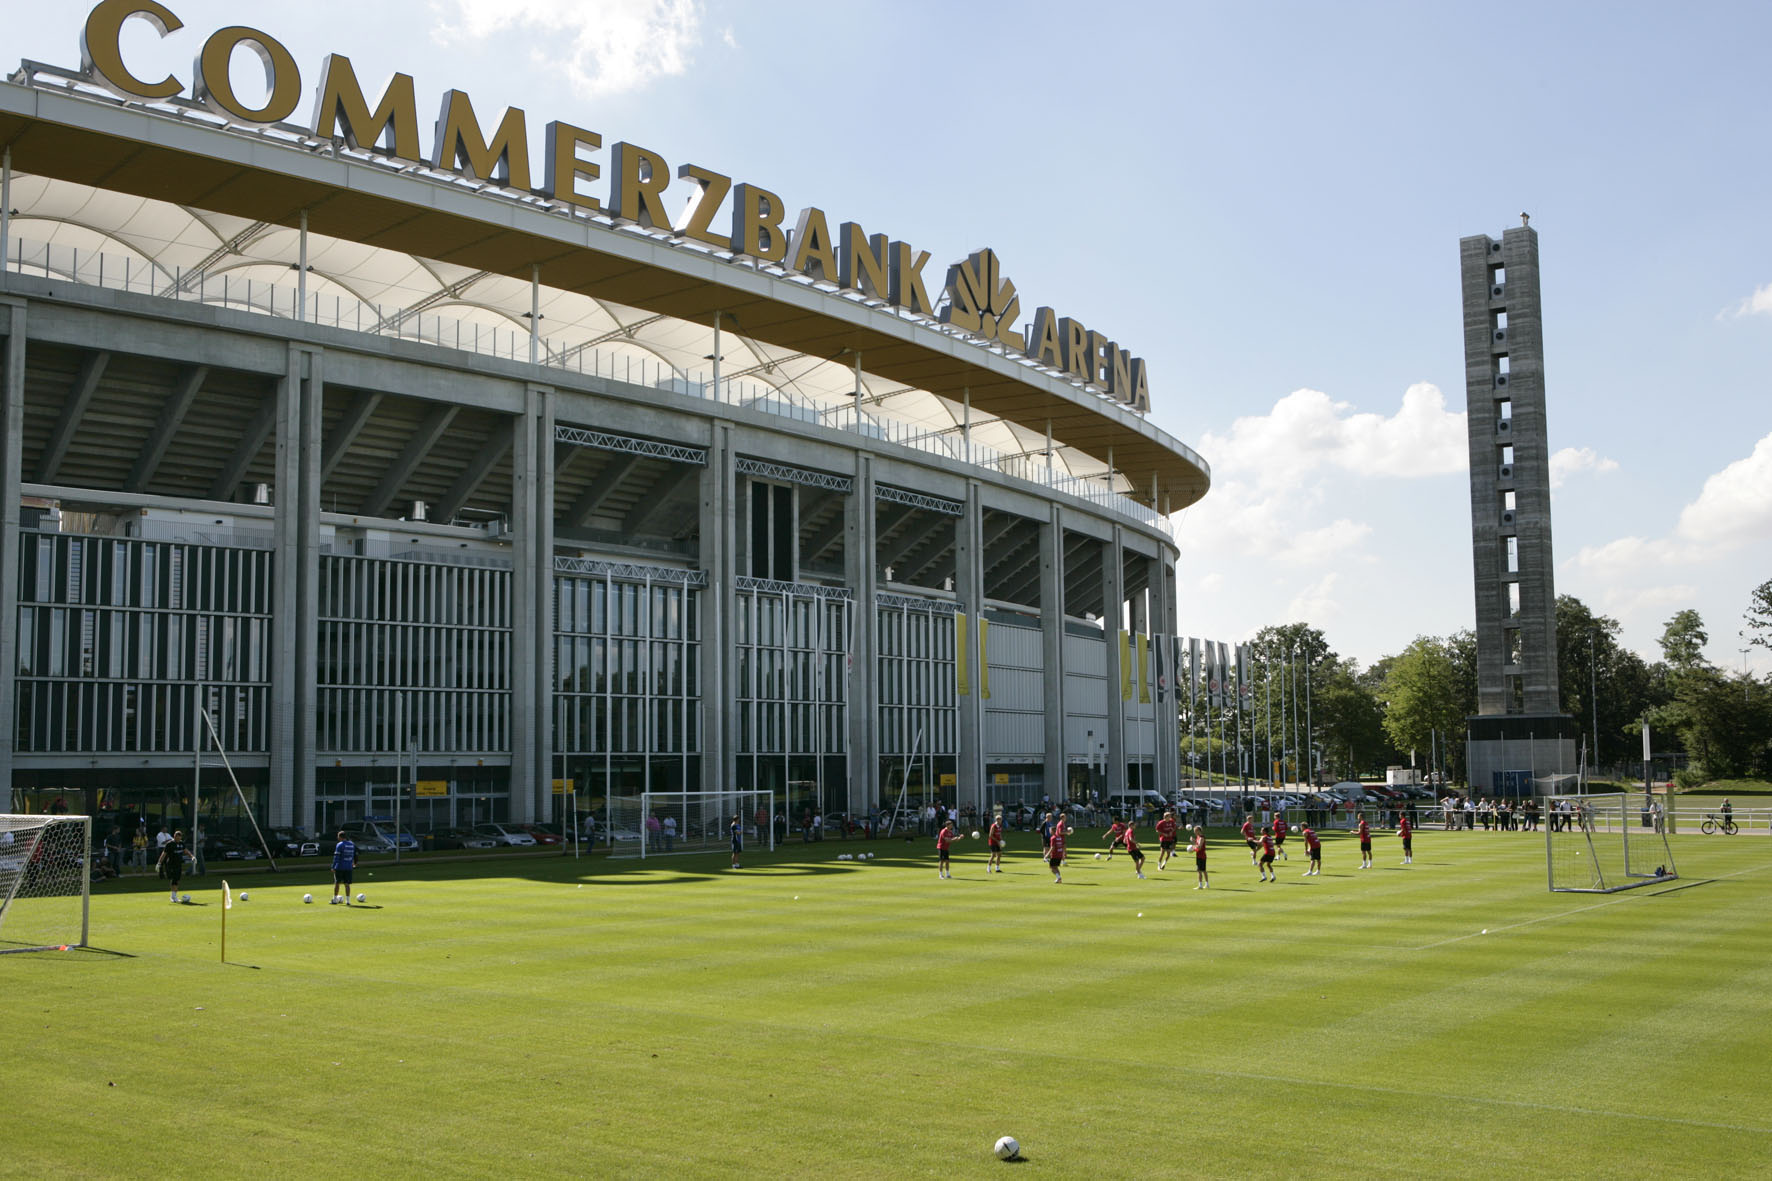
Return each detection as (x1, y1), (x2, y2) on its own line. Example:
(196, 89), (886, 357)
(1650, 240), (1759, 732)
(1105, 790), (1171, 815)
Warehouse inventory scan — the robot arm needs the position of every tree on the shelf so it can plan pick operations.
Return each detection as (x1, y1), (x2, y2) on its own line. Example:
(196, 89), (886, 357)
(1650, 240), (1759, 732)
(1555, 595), (1663, 770)
(1746, 579), (1772, 653)
(1660, 609), (1709, 672)
(1379, 636), (1469, 781)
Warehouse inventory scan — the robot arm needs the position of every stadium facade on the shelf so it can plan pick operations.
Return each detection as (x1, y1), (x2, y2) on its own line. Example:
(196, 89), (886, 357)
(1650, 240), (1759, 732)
(0, 3), (1210, 834)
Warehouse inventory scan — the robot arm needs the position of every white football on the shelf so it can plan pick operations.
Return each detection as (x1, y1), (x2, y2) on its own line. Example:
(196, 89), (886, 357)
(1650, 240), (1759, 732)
(994, 1136), (1020, 1161)
(180, 894), (190, 903)
(302, 893), (313, 903)
(972, 830), (981, 839)
(1291, 824), (1299, 834)
(239, 892), (248, 902)
(1093, 853), (1102, 860)
(356, 892), (366, 903)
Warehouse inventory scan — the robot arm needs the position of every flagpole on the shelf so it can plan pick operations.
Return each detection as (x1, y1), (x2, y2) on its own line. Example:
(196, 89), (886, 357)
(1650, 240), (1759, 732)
(220, 879), (229, 963)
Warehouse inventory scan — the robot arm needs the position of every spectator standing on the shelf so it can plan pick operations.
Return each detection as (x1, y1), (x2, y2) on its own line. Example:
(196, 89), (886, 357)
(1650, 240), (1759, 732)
(729, 814), (743, 869)
(131, 827), (149, 872)
(104, 825), (125, 877)
(661, 814), (677, 852)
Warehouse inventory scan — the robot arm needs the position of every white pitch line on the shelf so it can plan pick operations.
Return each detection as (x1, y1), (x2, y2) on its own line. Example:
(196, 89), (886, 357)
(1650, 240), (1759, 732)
(1412, 857), (1772, 951)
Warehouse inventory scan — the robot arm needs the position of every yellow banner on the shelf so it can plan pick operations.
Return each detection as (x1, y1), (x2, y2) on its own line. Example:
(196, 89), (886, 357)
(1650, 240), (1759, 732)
(940, 773), (956, 787)
(993, 772), (1010, 785)
(1120, 630), (1133, 700)
(955, 612), (969, 697)
(979, 618), (991, 700)
(1137, 633), (1150, 704)
(551, 778), (575, 795)
(415, 779), (449, 798)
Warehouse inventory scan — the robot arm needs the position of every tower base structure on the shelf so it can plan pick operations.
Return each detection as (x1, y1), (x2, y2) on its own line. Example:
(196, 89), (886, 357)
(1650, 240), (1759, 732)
(1466, 713), (1579, 797)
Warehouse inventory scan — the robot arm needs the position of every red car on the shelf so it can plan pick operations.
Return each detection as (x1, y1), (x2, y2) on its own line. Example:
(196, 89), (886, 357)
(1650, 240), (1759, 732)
(519, 825), (562, 845)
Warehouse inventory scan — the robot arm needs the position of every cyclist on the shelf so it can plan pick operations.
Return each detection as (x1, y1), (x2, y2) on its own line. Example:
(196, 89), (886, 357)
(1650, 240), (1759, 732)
(1721, 798), (1733, 827)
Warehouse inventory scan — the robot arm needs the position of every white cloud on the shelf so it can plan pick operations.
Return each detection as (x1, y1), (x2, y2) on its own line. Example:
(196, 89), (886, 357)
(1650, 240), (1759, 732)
(1724, 282), (1772, 319)
(433, 0), (703, 99)
(1286, 572), (1343, 625)
(1198, 382), (1466, 486)
(1548, 445), (1618, 488)
(1673, 432), (1772, 549)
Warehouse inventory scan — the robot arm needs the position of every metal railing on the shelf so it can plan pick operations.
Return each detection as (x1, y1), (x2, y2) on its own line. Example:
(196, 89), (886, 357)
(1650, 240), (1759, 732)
(2, 237), (1176, 540)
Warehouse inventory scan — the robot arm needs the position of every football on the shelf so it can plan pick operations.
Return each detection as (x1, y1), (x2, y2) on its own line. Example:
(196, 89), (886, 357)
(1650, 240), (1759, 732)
(1291, 824), (1300, 834)
(239, 892), (248, 902)
(302, 893), (313, 903)
(971, 830), (981, 839)
(180, 893), (190, 904)
(356, 892), (366, 903)
(994, 1136), (1021, 1161)
(1093, 853), (1102, 860)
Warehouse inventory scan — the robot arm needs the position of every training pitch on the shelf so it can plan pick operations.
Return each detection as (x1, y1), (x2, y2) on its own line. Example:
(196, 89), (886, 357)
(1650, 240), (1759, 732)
(9, 828), (1772, 1178)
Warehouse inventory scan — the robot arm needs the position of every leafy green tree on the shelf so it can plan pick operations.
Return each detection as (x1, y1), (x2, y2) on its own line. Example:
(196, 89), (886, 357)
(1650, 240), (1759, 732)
(1746, 579), (1772, 653)
(1660, 609), (1709, 672)
(1555, 595), (1663, 770)
(1379, 636), (1469, 782)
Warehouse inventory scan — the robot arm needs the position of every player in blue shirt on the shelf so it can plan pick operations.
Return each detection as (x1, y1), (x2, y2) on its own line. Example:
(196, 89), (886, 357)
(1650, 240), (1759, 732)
(729, 814), (743, 869)
(331, 831), (357, 905)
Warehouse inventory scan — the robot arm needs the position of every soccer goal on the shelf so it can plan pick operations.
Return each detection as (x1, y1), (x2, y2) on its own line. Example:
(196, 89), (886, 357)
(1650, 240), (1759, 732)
(1545, 793), (1676, 893)
(607, 792), (775, 859)
(0, 814), (91, 953)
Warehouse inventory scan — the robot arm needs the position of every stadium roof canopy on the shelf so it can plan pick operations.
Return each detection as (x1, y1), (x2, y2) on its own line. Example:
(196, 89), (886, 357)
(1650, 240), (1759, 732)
(0, 73), (1209, 516)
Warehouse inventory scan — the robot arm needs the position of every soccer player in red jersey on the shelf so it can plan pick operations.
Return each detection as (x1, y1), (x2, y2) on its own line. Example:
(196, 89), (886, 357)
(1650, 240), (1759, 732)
(1189, 826), (1209, 888)
(1155, 809), (1179, 871)
(935, 820), (961, 879)
(1357, 815), (1373, 869)
(1240, 816), (1259, 864)
(1302, 824), (1321, 875)
(1102, 817), (1126, 861)
(986, 814), (1005, 874)
(1047, 812), (1071, 883)
(1272, 813), (1289, 861)
(1257, 831), (1277, 881)
(1120, 820), (1147, 879)
(1399, 813), (1413, 865)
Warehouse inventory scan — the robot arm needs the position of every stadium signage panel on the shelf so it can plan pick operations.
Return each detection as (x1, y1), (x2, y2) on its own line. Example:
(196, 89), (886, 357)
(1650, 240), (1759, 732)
(70, 0), (1149, 412)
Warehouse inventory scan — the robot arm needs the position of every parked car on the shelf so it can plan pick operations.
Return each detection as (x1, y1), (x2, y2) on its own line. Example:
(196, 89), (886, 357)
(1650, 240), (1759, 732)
(201, 833), (262, 861)
(266, 826), (321, 857)
(339, 820), (419, 851)
(426, 826), (496, 850)
(471, 822), (537, 847)
(518, 825), (562, 846)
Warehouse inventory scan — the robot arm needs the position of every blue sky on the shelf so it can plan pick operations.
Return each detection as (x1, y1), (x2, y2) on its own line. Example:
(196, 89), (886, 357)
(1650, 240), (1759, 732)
(9, 0), (1769, 674)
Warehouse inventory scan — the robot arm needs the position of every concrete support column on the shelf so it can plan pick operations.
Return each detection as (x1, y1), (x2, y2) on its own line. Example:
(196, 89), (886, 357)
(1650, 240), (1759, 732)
(509, 383), (554, 824)
(1039, 506), (1065, 803)
(0, 298), (25, 796)
(270, 343), (322, 828)
(846, 457), (879, 812)
(1102, 528), (1127, 797)
(955, 480), (985, 813)
(698, 423), (735, 792)
(1153, 556), (1179, 793)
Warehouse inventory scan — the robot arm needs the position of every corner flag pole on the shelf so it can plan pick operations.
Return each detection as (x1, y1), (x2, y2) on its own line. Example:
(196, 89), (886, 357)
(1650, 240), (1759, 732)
(220, 879), (231, 963)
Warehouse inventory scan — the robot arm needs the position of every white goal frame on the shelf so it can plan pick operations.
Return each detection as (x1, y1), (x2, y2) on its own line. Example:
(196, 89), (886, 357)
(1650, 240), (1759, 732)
(1545, 793), (1676, 893)
(607, 792), (775, 859)
(0, 814), (92, 953)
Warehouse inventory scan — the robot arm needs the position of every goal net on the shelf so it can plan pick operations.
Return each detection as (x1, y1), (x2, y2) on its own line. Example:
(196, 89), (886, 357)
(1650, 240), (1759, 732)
(1545, 793), (1676, 893)
(1, 815), (92, 953)
(607, 792), (775, 859)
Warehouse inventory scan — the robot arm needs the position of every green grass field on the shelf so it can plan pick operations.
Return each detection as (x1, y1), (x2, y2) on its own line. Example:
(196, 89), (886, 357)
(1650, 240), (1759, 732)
(9, 826), (1772, 1178)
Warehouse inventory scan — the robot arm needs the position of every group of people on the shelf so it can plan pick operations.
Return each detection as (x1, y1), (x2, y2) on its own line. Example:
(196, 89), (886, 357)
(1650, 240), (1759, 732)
(906, 804), (1423, 888)
(1439, 795), (1543, 831)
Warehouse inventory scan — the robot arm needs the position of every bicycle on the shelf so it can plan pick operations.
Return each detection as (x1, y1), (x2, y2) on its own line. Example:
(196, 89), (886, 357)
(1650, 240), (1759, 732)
(1700, 814), (1739, 835)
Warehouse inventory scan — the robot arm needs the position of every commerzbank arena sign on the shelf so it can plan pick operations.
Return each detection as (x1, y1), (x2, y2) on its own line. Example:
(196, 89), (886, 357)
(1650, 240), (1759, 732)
(62, 0), (1152, 413)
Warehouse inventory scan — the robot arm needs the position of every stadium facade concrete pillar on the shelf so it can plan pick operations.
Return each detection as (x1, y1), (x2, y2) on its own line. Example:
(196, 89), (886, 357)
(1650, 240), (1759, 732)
(1153, 556), (1178, 793)
(1103, 528), (1127, 797)
(847, 455), (880, 811)
(270, 343), (323, 828)
(1039, 505), (1065, 802)
(698, 422), (735, 794)
(0, 298), (24, 797)
(955, 479), (985, 814)
(509, 383), (555, 825)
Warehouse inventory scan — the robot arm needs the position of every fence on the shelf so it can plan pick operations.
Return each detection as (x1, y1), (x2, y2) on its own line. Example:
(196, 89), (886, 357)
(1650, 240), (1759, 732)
(2, 237), (1175, 540)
